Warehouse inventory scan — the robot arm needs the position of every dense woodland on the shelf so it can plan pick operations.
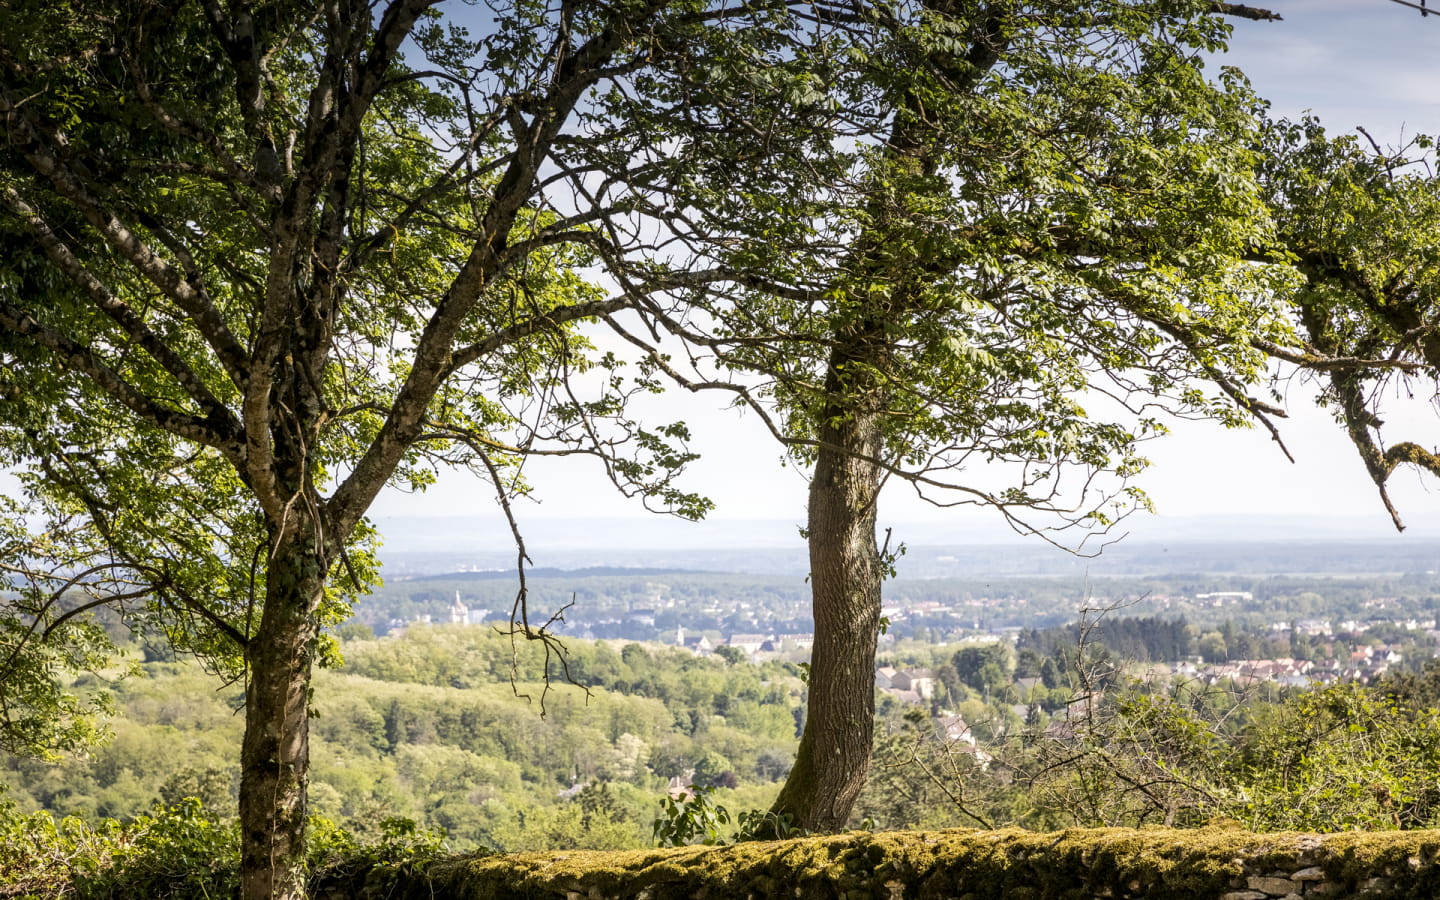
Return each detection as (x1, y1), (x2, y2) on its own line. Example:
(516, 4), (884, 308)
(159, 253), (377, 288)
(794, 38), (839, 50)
(1, 627), (805, 852)
(8, 614), (1440, 859)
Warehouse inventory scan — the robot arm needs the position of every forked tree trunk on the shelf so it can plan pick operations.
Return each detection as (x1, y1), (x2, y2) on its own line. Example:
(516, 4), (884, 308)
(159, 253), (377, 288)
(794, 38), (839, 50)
(769, 341), (887, 833)
(239, 529), (325, 900)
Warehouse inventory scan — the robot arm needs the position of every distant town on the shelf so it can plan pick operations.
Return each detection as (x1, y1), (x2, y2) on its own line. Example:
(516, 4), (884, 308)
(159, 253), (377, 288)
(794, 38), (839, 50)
(368, 575), (1440, 696)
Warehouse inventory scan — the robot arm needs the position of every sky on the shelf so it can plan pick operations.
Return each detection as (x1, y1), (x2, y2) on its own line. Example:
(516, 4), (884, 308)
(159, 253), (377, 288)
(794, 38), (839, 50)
(380, 1), (1440, 544)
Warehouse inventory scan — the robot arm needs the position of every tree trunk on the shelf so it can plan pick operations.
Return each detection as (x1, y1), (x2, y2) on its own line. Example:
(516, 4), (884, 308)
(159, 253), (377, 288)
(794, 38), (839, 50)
(770, 340), (887, 833)
(239, 529), (324, 900)
(765, 0), (1006, 836)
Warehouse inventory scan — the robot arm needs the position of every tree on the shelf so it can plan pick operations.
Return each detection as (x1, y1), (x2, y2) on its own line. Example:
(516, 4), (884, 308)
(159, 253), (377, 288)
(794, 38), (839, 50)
(0, 2), (791, 896)
(662, 0), (1440, 835)
(714, 645), (749, 667)
(1197, 632), (1229, 665)
(954, 646), (1013, 694)
(1040, 658), (1062, 691)
(613, 0), (1339, 832)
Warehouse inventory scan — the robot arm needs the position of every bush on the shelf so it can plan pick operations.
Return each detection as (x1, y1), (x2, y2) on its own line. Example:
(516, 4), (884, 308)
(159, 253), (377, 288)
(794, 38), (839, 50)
(0, 799), (451, 899)
(0, 798), (238, 899)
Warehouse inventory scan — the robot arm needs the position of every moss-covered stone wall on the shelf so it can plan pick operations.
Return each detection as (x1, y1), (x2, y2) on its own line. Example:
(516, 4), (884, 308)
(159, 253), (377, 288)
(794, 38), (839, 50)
(322, 827), (1440, 900)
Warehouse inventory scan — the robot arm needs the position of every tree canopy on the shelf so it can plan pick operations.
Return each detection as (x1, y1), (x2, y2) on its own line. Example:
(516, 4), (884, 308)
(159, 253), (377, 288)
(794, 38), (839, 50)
(594, 0), (1377, 830)
(1258, 120), (1440, 528)
(0, 1), (768, 894)
(576, 0), (1440, 829)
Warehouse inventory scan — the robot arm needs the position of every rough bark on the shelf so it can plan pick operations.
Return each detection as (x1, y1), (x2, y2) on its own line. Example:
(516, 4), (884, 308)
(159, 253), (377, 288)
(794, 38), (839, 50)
(764, 2), (1010, 833)
(239, 526), (325, 900)
(770, 335), (888, 833)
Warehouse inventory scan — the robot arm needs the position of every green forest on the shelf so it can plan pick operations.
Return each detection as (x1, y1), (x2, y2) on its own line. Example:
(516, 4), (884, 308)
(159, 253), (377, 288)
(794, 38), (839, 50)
(2, 627), (805, 854)
(10, 622), (1440, 857)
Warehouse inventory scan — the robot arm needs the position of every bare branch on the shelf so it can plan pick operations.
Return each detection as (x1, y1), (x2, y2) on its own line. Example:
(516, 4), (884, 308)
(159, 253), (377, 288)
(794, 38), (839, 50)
(447, 297), (634, 376)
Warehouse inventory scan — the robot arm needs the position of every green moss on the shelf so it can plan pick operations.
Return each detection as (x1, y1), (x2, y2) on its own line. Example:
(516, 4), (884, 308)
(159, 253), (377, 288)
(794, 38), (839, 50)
(1310, 831), (1440, 898)
(353, 827), (1440, 900)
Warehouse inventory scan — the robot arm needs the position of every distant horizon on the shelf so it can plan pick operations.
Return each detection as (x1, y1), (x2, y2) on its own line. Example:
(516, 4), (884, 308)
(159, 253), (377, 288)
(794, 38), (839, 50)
(370, 511), (1440, 561)
(371, 515), (1440, 580)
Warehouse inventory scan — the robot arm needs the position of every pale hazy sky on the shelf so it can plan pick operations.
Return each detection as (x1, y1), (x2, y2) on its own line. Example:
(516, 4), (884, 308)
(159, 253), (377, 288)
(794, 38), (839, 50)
(375, 0), (1440, 540)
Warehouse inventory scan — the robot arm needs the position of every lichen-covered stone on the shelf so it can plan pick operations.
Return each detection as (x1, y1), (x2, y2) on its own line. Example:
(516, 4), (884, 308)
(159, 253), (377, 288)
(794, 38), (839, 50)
(326, 826), (1440, 900)
(1246, 875), (1297, 894)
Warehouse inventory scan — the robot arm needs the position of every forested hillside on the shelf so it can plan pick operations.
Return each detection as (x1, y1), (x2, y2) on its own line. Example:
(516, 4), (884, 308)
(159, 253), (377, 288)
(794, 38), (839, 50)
(11, 616), (1440, 857)
(0, 627), (804, 851)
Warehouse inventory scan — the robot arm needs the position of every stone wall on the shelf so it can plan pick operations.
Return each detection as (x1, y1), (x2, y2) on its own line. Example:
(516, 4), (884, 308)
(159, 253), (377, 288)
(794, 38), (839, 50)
(327, 826), (1440, 900)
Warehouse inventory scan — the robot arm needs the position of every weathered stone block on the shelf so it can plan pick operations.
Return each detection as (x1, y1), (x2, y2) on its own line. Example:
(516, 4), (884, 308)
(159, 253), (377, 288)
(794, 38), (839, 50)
(1247, 875), (1297, 894)
(1244, 875), (1301, 892)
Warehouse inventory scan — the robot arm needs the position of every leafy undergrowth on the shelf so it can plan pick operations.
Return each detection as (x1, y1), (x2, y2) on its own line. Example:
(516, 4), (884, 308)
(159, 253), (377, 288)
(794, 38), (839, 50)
(0, 798), (449, 899)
